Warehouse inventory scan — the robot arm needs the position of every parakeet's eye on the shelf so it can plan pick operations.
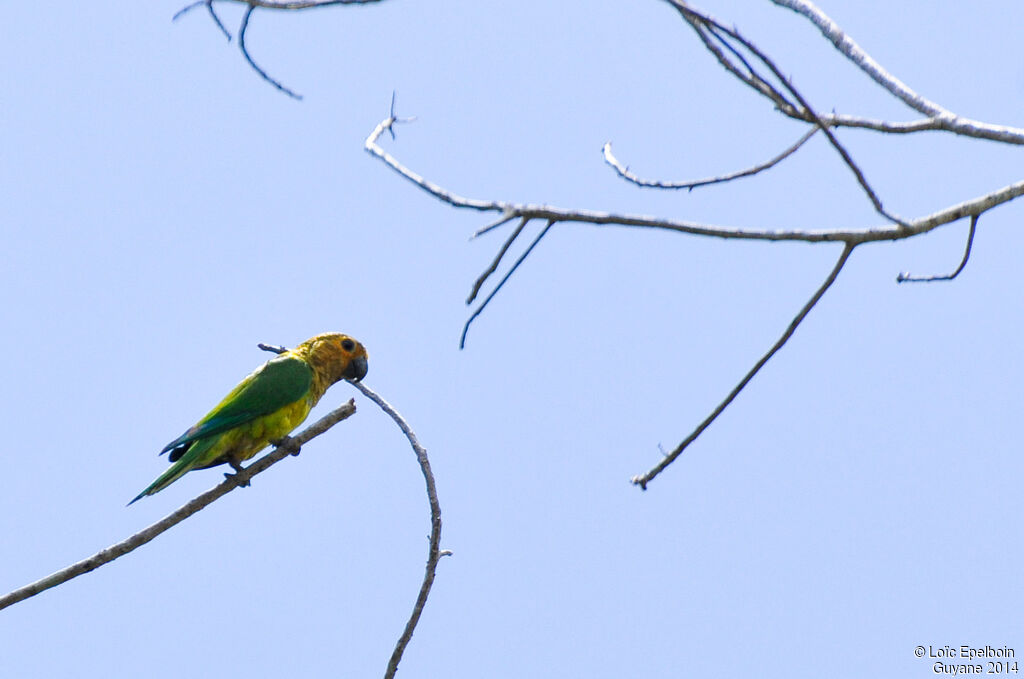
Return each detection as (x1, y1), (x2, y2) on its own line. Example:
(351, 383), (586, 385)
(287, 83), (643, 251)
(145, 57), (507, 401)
(341, 338), (355, 352)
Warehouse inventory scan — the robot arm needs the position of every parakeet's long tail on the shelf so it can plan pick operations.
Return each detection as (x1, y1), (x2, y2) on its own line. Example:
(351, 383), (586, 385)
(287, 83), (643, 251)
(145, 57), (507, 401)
(128, 438), (217, 505)
(128, 462), (191, 505)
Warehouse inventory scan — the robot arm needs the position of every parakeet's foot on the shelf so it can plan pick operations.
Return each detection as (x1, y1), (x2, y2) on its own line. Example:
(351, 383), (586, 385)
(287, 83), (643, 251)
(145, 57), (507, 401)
(224, 471), (250, 487)
(272, 437), (302, 456)
(225, 460), (251, 487)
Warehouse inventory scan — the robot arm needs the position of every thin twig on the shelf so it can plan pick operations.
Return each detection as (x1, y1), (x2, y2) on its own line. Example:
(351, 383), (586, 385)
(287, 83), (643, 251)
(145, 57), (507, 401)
(207, 1), (233, 40)
(631, 243), (855, 490)
(174, 0), (232, 39)
(603, 128), (818, 190)
(0, 400), (358, 612)
(467, 217), (529, 304)
(472, 211), (517, 239)
(460, 221), (555, 349)
(897, 214), (979, 283)
(345, 380), (444, 679)
(238, 5), (303, 100)
(680, 7), (796, 113)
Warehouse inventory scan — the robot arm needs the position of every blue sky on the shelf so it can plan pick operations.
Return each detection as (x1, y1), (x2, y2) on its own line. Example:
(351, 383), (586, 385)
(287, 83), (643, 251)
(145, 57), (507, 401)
(2, 1), (1021, 677)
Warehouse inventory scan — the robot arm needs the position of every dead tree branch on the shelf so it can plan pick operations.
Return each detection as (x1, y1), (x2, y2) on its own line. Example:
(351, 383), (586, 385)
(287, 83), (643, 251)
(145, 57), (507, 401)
(357, 1), (1024, 489)
(364, 99), (1021, 488)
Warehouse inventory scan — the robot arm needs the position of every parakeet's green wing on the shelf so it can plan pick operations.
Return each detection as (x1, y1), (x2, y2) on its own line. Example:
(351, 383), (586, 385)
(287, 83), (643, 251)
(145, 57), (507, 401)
(161, 355), (314, 456)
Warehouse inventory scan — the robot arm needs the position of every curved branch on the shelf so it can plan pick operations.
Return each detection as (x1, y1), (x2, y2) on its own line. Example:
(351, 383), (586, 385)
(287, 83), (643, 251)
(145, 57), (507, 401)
(603, 128), (818, 190)
(345, 380), (445, 679)
(631, 242), (855, 489)
(897, 214), (979, 283)
(0, 400), (358, 612)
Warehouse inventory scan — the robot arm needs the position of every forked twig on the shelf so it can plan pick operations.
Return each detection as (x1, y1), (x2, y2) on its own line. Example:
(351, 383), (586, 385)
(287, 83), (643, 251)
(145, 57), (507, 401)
(897, 215), (979, 283)
(631, 243), (855, 489)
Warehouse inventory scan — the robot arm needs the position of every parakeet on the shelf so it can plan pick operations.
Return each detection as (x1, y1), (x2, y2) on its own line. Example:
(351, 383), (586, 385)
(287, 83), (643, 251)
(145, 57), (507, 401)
(130, 332), (368, 504)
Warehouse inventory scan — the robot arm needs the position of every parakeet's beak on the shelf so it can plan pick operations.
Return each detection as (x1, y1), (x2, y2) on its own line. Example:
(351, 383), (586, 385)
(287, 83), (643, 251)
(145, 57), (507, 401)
(345, 355), (368, 382)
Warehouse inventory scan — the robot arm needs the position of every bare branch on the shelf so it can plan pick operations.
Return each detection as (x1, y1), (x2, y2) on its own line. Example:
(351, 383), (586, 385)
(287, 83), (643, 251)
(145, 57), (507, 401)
(461, 220), (554, 349)
(238, 4), (303, 100)
(603, 128), (818, 190)
(631, 243), (855, 490)
(365, 112), (1024, 244)
(814, 113), (1024, 144)
(257, 342), (288, 354)
(0, 400), (358, 612)
(897, 214), (979, 283)
(769, 0), (1024, 144)
(345, 380), (445, 679)
(811, 113), (1023, 141)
